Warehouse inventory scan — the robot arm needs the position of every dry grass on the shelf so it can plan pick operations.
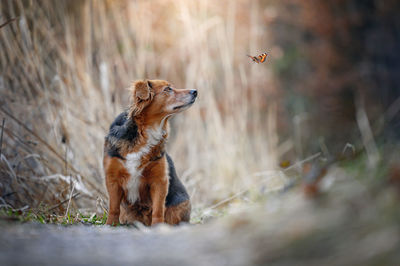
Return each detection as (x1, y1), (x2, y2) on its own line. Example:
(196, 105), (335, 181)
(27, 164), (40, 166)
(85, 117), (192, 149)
(0, 0), (291, 217)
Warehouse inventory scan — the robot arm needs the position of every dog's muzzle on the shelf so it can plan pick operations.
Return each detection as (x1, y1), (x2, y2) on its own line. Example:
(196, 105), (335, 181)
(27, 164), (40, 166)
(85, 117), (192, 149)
(173, 90), (198, 110)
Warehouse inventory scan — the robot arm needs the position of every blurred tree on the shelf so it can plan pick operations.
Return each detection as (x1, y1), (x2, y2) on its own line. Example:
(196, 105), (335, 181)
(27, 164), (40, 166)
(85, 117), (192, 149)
(268, 0), (400, 153)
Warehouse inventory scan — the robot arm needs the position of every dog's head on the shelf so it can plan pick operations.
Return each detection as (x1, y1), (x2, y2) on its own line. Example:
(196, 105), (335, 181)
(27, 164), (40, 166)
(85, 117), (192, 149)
(129, 79), (197, 120)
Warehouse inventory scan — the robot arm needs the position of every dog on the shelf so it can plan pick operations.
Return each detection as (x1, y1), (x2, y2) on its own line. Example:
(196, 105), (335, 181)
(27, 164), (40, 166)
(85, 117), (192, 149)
(103, 79), (197, 226)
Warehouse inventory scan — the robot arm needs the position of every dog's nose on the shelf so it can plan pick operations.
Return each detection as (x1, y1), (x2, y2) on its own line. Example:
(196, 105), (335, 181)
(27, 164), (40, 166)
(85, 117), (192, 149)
(190, 90), (198, 97)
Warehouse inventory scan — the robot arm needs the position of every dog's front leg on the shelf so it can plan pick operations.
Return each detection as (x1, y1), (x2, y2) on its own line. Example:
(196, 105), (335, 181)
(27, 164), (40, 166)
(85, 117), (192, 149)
(150, 178), (168, 225)
(106, 181), (123, 225)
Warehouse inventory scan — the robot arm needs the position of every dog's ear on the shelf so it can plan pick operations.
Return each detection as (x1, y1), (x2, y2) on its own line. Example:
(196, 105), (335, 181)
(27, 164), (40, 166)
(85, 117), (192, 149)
(129, 80), (154, 117)
(133, 80), (152, 100)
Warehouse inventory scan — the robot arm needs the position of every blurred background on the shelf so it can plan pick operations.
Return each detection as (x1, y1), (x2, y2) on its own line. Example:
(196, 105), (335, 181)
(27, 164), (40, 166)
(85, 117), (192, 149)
(1, 0), (400, 219)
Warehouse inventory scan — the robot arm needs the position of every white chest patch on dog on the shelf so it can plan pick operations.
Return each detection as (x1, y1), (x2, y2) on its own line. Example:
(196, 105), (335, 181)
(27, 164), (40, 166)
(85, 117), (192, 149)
(124, 123), (166, 204)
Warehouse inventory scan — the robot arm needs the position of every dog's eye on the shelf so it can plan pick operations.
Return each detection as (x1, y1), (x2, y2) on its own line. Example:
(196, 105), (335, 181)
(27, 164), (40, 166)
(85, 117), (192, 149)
(164, 87), (172, 92)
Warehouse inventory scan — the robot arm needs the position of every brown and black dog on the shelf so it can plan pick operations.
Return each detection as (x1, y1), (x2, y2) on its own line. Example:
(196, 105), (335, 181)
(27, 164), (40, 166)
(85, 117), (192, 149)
(103, 79), (197, 226)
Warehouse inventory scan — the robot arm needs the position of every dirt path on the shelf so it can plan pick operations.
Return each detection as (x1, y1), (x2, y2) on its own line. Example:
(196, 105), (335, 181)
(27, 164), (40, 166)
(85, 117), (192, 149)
(1, 179), (399, 266)
(1, 222), (253, 266)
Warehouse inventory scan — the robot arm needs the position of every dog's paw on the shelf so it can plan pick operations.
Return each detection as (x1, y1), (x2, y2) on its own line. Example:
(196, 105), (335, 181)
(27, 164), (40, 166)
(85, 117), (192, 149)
(151, 217), (164, 226)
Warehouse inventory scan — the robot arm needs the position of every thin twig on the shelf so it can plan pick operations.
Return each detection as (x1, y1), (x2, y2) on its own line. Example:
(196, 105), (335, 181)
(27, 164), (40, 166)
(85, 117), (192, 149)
(385, 96), (400, 122)
(64, 181), (76, 218)
(1, 154), (17, 181)
(342, 143), (355, 156)
(47, 193), (80, 212)
(0, 197), (13, 209)
(65, 145), (69, 177)
(1, 191), (16, 198)
(0, 17), (18, 29)
(208, 190), (247, 210)
(253, 152), (322, 177)
(0, 118), (5, 160)
(355, 93), (379, 168)
(282, 152), (322, 172)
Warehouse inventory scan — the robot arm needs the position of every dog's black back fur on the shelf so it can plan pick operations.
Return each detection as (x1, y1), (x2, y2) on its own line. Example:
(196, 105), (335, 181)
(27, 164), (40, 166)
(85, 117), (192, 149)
(105, 111), (137, 159)
(107, 111), (138, 142)
(165, 153), (190, 207)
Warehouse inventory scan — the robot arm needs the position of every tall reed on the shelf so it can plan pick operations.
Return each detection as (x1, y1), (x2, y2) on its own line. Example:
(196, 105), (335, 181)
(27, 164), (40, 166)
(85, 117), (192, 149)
(0, 0), (282, 212)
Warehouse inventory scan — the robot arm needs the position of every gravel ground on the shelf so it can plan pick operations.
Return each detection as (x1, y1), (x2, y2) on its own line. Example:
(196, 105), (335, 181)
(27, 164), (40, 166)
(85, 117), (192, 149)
(1, 178), (399, 266)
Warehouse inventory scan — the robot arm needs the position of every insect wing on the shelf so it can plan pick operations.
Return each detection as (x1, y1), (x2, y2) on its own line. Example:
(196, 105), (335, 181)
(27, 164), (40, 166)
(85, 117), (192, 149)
(259, 53), (267, 63)
(247, 55), (259, 63)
